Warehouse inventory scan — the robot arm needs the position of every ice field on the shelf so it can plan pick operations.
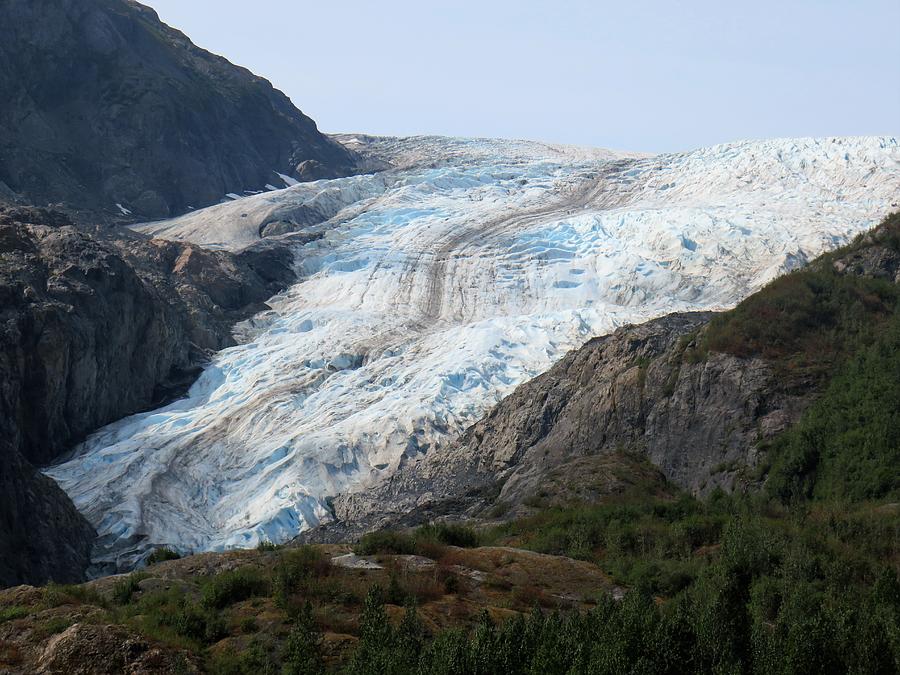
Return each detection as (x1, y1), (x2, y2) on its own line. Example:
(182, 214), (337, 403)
(46, 134), (900, 570)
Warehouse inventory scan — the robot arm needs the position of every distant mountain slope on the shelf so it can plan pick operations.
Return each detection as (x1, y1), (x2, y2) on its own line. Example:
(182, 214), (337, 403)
(0, 0), (356, 221)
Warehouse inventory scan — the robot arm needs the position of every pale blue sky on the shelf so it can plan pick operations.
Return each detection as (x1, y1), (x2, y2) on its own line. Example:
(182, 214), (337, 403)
(148, 0), (899, 153)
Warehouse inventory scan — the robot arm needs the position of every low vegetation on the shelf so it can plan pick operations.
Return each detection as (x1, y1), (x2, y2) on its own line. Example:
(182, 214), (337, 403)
(0, 606), (27, 625)
(1, 490), (894, 673)
(482, 493), (898, 673)
(763, 310), (900, 501)
(146, 547), (182, 565)
(353, 522), (481, 558)
(699, 212), (900, 376)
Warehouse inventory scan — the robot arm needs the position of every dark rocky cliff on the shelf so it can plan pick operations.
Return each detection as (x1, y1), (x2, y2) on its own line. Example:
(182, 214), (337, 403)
(0, 0), (344, 587)
(0, 205), (296, 586)
(0, 447), (95, 586)
(0, 0), (357, 221)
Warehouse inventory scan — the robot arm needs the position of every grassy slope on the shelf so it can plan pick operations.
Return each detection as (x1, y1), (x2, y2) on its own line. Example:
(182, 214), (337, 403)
(3, 495), (894, 674)
(0, 536), (617, 673)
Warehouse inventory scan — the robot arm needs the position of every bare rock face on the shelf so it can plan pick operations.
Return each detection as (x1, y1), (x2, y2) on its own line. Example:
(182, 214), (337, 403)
(330, 312), (811, 529)
(0, 215), (190, 467)
(0, 0), (357, 221)
(469, 314), (808, 505)
(0, 206), (297, 586)
(108, 234), (296, 356)
(36, 623), (199, 674)
(0, 446), (95, 587)
(326, 216), (900, 532)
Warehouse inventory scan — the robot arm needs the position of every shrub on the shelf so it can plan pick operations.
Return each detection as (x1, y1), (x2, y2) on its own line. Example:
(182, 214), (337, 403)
(764, 314), (900, 502)
(403, 572), (446, 604)
(387, 570), (407, 605)
(354, 523), (480, 559)
(417, 522), (480, 548)
(111, 572), (149, 605)
(394, 602), (425, 671)
(348, 585), (394, 675)
(281, 602), (323, 675)
(271, 547), (330, 610)
(171, 601), (226, 644)
(354, 530), (418, 556)
(147, 547), (181, 565)
(201, 567), (268, 609)
(0, 606), (28, 624)
(32, 616), (74, 640)
(40, 582), (105, 608)
(42, 583), (78, 608)
(208, 639), (278, 675)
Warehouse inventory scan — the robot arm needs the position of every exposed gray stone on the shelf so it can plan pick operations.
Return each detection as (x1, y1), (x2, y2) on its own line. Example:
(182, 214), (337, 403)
(331, 311), (810, 527)
(0, 0), (358, 223)
(0, 205), (298, 586)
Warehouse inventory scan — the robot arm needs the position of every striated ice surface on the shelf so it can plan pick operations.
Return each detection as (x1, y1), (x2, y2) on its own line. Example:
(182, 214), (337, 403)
(45, 135), (900, 571)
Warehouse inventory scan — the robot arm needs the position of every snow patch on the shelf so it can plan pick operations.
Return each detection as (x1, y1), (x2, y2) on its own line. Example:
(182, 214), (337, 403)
(277, 172), (299, 187)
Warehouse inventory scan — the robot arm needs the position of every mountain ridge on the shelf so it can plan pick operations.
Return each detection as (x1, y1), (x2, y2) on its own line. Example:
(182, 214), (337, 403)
(0, 0), (358, 222)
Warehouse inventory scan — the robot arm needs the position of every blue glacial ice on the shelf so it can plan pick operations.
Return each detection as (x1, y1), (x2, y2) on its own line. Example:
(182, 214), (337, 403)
(44, 134), (900, 571)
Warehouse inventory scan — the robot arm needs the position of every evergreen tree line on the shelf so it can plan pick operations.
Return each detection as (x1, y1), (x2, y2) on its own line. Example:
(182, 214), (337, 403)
(339, 525), (899, 675)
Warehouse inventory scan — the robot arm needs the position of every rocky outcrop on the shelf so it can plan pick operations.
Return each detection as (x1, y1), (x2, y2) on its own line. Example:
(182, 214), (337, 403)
(108, 233), (297, 356)
(0, 206), (297, 586)
(35, 622), (200, 674)
(327, 215), (900, 531)
(451, 313), (808, 505)
(0, 0), (358, 222)
(1, 213), (189, 468)
(332, 311), (811, 528)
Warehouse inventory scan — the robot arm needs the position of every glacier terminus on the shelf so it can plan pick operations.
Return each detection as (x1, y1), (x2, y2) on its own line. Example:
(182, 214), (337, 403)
(44, 134), (900, 572)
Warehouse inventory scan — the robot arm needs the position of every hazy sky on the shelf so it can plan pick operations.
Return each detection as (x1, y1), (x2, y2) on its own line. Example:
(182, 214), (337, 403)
(148, 0), (899, 153)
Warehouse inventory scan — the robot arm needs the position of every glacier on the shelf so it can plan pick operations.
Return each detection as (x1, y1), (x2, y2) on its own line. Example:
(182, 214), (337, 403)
(44, 135), (900, 571)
